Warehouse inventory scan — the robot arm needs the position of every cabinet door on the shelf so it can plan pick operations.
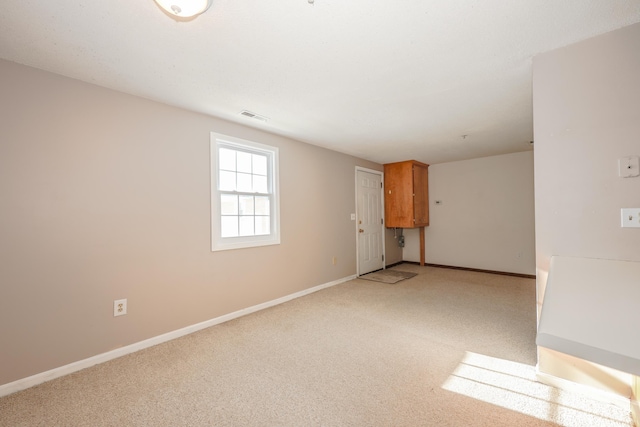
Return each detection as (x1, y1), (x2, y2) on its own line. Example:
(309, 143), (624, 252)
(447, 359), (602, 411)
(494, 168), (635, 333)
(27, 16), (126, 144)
(413, 163), (429, 227)
(384, 162), (414, 228)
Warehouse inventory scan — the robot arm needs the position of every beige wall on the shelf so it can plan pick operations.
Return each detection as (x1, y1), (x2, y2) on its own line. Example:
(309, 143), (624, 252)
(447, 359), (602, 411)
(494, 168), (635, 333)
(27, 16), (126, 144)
(385, 229), (403, 266)
(0, 59), (389, 386)
(533, 23), (640, 396)
(403, 151), (536, 275)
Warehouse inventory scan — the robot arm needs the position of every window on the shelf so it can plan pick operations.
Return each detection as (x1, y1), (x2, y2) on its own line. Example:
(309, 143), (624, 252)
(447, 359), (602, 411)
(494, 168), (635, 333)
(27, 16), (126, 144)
(210, 132), (280, 251)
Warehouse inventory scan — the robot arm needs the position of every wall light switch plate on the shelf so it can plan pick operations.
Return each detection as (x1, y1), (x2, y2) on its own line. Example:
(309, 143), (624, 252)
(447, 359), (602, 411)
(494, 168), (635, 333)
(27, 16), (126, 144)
(619, 156), (640, 178)
(621, 208), (640, 228)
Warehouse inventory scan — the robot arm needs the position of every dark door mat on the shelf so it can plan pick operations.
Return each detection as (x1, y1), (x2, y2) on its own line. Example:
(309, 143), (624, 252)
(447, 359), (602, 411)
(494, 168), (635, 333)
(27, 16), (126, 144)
(359, 270), (418, 284)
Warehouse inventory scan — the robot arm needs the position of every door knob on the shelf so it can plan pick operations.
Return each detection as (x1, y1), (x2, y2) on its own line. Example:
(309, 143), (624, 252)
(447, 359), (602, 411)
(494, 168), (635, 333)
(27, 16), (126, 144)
(359, 229), (364, 233)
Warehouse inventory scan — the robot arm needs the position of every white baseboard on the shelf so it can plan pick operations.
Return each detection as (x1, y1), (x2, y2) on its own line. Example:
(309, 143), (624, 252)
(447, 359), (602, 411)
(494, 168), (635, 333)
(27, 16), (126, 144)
(536, 369), (632, 410)
(0, 274), (356, 398)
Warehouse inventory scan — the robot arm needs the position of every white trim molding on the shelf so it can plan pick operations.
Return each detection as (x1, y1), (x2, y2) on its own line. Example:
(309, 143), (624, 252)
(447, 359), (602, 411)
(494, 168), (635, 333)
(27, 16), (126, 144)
(0, 274), (356, 398)
(633, 375), (640, 426)
(536, 369), (632, 410)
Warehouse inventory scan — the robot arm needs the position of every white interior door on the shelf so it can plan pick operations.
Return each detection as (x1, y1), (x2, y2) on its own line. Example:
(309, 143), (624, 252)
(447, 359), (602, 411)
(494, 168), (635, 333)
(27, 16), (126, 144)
(356, 169), (384, 275)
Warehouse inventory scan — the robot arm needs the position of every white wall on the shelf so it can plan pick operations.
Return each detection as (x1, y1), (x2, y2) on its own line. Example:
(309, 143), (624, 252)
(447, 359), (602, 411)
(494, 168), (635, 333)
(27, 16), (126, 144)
(403, 151), (535, 275)
(533, 22), (640, 396)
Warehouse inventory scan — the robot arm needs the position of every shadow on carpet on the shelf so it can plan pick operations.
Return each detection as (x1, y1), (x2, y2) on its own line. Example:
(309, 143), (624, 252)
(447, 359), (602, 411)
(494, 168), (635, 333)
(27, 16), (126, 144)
(359, 270), (418, 284)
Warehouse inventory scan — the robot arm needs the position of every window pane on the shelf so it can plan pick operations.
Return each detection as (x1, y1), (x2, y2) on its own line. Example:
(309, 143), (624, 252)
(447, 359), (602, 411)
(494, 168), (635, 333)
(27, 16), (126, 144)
(255, 216), (270, 235)
(221, 216), (238, 238)
(220, 194), (238, 215)
(239, 195), (254, 215)
(237, 151), (252, 173)
(253, 175), (268, 194)
(237, 173), (252, 192)
(239, 216), (254, 236)
(219, 171), (236, 191)
(212, 133), (280, 252)
(253, 154), (267, 175)
(255, 196), (270, 215)
(219, 148), (236, 171)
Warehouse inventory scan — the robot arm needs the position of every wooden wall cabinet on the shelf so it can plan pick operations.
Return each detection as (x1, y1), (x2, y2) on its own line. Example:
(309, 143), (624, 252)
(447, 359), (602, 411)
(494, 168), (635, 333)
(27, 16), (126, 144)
(384, 160), (429, 264)
(384, 160), (429, 228)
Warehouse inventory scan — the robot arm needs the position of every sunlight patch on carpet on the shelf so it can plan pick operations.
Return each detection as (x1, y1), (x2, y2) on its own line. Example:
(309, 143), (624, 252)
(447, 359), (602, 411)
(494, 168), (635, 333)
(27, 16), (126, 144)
(442, 352), (632, 427)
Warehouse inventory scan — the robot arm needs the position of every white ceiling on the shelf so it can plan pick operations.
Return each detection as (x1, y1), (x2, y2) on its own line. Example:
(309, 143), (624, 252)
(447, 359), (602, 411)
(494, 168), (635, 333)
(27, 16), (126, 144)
(1, 1), (639, 164)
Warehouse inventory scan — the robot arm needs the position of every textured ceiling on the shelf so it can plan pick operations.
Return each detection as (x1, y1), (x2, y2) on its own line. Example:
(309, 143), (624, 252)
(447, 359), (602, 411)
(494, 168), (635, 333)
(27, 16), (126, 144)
(1, 1), (639, 164)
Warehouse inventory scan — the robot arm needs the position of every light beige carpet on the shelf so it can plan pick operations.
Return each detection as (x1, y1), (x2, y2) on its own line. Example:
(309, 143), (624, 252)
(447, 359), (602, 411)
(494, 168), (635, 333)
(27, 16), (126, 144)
(0, 265), (633, 426)
(359, 269), (418, 284)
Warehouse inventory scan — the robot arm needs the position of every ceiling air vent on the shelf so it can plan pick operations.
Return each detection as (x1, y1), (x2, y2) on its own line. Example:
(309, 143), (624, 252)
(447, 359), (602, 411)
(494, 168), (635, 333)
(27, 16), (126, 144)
(239, 110), (268, 122)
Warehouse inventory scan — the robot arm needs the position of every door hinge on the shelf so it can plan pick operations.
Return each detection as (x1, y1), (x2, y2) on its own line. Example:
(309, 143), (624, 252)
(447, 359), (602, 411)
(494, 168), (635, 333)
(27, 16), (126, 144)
(381, 218), (383, 225)
(382, 254), (385, 261)
(380, 182), (383, 188)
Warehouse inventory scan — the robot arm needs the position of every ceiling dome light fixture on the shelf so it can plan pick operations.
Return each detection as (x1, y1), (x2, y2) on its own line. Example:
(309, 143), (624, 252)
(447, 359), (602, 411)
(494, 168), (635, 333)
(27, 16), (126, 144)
(154, 0), (212, 19)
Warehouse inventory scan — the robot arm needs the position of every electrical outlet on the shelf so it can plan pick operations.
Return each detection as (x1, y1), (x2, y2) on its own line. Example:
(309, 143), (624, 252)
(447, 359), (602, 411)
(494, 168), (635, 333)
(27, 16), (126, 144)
(621, 208), (640, 228)
(114, 299), (127, 317)
(332, 256), (337, 265)
(619, 157), (640, 178)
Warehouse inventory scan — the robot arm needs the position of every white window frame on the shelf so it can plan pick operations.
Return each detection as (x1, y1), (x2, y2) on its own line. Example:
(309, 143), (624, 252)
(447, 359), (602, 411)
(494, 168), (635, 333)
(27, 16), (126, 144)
(210, 132), (280, 251)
